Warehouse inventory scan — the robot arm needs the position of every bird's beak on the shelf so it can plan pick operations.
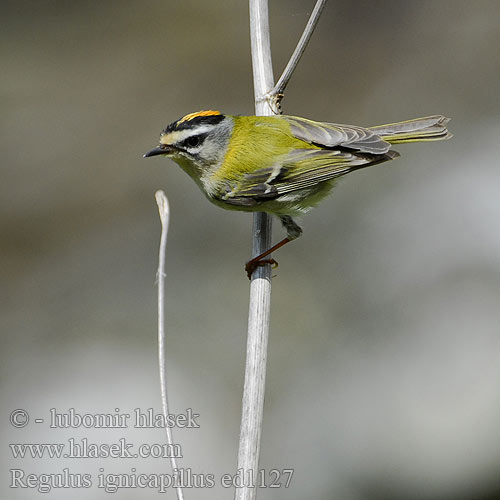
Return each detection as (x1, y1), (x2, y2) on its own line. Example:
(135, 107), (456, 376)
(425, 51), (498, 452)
(143, 145), (172, 158)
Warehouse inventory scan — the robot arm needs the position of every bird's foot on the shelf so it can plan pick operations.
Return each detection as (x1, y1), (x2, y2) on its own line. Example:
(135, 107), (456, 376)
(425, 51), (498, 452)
(245, 258), (278, 280)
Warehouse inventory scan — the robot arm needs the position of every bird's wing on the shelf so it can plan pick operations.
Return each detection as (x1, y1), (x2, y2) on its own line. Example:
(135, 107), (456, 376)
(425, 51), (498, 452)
(283, 115), (392, 155)
(219, 148), (398, 206)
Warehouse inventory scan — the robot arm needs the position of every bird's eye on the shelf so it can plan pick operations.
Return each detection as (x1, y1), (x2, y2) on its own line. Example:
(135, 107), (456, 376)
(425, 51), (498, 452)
(186, 135), (200, 148)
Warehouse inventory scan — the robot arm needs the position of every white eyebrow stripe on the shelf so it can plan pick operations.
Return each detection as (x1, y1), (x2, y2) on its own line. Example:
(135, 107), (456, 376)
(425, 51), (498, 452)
(160, 126), (212, 146)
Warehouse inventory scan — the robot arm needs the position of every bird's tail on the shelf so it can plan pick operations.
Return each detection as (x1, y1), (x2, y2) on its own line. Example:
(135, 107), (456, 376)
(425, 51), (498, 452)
(369, 115), (452, 144)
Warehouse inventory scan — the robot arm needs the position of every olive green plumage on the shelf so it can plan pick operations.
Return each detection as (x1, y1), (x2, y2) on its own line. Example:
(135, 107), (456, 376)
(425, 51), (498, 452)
(144, 110), (451, 239)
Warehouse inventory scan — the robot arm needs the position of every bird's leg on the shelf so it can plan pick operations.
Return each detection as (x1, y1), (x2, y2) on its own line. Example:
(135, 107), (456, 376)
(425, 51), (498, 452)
(279, 215), (303, 240)
(245, 215), (303, 279)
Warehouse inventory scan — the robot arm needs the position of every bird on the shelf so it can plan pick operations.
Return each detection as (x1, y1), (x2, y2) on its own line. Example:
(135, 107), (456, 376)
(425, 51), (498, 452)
(144, 110), (451, 277)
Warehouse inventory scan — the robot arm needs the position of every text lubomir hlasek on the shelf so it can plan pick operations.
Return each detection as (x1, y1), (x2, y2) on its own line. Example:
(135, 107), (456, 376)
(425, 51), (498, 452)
(48, 408), (200, 429)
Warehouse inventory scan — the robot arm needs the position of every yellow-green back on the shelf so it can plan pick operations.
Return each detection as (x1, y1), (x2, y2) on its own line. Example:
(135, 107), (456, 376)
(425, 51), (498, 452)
(213, 116), (318, 183)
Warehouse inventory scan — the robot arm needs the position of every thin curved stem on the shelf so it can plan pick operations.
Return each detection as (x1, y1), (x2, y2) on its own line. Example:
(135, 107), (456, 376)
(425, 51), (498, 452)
(271, 0), (327, 99)
(155, 190), (184, 500)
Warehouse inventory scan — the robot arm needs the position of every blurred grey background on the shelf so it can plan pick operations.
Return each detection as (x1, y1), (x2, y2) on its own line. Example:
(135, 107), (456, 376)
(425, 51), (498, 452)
(2, 1), (500, 499)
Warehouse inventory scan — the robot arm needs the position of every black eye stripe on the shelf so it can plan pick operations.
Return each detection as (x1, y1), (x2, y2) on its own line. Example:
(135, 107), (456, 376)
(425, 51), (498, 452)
(179, 133), (207, 150)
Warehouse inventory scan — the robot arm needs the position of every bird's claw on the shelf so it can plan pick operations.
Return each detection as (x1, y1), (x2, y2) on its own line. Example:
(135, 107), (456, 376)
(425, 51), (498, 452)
(245, 258), (278, 279)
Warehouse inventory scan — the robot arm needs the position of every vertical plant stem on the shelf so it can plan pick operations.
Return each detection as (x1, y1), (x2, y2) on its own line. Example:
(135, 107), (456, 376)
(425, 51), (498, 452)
(235, 2), (275, 500)
(237, 2), (327, 499)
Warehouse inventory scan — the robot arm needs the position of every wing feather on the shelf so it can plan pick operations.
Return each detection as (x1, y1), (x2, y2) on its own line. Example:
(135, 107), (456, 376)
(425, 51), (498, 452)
(219, 148), (398, 205)
(284, 115), (392, 155)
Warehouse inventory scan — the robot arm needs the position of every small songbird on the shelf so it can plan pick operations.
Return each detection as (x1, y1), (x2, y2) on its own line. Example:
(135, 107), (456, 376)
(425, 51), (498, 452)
(144, 110), (451, 277)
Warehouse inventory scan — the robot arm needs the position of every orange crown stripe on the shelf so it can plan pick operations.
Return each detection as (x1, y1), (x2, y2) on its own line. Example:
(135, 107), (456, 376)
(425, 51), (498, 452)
(178, 110), (221, 124)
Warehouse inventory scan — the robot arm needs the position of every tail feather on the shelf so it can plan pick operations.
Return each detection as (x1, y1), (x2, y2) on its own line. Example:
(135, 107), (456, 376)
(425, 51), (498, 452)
(369, 115), (452, 144)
